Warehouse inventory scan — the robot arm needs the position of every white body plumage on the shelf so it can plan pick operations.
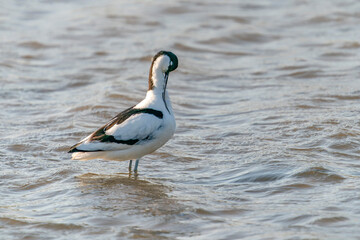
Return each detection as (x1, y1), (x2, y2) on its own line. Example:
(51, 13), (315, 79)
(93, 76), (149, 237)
(69, 51), (178, 171)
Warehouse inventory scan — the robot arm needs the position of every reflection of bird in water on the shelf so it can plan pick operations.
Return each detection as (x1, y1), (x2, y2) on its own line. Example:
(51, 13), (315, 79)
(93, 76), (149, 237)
(76, 173), (181, 217)
(69, 51), (178, 173)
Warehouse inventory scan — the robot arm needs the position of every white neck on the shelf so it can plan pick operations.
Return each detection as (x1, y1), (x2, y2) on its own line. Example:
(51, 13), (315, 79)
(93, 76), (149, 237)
(149, 64), (168, 91)
(148, 54), (171, 91)
(136, 89), (173, 114)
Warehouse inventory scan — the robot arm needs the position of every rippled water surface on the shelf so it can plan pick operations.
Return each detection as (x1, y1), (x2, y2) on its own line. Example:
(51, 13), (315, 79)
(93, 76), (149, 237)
(2, 0), (360, 239)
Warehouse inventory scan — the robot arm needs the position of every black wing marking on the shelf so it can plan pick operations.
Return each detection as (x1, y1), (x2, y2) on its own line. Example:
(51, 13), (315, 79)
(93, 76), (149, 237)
(68, 107), (163, 153)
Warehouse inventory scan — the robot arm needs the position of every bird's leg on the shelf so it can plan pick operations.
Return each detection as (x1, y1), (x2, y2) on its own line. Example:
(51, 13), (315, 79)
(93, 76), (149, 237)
(128, 160), (133, 172)
(134, 159), (140, 173)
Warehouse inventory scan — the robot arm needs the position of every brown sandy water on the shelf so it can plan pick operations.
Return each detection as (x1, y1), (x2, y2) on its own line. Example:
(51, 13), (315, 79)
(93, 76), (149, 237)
(1, 0), (360, 239)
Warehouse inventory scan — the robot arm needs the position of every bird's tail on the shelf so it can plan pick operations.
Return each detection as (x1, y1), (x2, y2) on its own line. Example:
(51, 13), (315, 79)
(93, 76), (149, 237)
(71, 152), (102, 161)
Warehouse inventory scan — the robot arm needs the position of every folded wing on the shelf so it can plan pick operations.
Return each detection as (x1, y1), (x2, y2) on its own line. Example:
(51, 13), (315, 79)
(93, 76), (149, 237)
(69, 107), (164, 152)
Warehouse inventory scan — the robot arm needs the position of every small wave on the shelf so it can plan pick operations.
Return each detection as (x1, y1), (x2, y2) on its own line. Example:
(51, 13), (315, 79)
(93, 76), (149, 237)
(282, 214), (315, 225)
(0, 217), (84, 230)
(270, 183), (314, 195)
(213, 15), (250, 24)
(198, 32), (279, 45)
(93, 51), (108, 56)
(195, 208), (248, 217)
(7, 143), (46, 153)
(340, 41), (360, 49)
(312, 216), (348, 226)
(204, 166), (289, 185)
(18, 41), (56, 49)
(293, 167), (345, 183)
(276, 65), (308, 71)
(17, 169), (76, 191)
(320, 52), (355, 61)
(281, 69), (323, 79)
(173, 43), (251, 56)
(0, 217), (29, 227)
(326, 94), (360, 101)
(305, 15), (344, 24)
(328, 142), (357, 151)
(162, 6), (190, 14)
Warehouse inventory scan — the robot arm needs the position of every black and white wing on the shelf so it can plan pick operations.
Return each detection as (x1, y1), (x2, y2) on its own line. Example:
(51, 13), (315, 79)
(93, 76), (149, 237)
(69, 107), (164, 153)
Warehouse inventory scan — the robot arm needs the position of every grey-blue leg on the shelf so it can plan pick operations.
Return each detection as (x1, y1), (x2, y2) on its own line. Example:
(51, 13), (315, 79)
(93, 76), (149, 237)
(134, 159), (140, 173)
(128, 160), (133, 172)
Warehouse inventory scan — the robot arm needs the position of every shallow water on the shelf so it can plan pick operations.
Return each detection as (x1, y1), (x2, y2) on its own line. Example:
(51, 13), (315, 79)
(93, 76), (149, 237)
(1, 0), (360, 239)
